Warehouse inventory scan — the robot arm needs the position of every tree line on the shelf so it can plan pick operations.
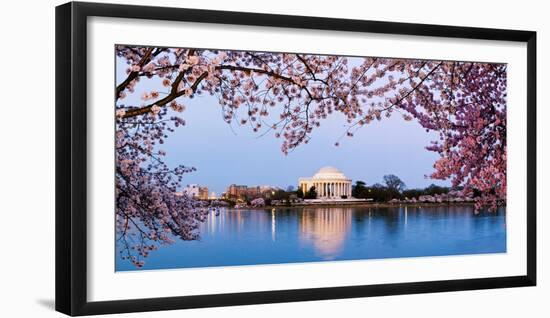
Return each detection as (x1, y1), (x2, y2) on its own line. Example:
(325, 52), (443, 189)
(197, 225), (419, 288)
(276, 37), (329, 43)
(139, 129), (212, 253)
(351, 174), (451, 202)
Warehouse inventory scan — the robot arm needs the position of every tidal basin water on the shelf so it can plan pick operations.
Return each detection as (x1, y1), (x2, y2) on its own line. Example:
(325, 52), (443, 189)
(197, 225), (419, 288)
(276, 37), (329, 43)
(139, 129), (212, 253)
(116, 205), (506, 271)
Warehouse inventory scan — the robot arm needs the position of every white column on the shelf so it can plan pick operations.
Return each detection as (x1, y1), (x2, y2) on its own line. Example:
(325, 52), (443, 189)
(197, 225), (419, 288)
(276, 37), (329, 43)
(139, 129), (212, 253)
(318, 183), (321, 197)
(342, 182), (345, 197)
(315, 182), (321, 197)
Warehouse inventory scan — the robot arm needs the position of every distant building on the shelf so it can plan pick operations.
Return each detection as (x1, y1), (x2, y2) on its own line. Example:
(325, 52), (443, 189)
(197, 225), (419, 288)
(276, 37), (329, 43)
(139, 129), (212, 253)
(299, 166), (353, 199)
(182, 184), (209, 200)
(245, 186), (261, 198)
(198, 186), (209, 200)
(225, 184), (280, 200)
(227, 184), (248, 199)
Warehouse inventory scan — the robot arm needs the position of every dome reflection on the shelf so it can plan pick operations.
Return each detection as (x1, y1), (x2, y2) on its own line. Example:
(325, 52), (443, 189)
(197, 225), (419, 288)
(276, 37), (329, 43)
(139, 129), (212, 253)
(299, 208), (352, 260)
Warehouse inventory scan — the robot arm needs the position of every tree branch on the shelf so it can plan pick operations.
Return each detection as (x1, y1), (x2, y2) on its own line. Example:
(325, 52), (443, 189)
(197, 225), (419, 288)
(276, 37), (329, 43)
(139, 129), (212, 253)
(115, 48), (154, 99)
(121, 63), (301, 119)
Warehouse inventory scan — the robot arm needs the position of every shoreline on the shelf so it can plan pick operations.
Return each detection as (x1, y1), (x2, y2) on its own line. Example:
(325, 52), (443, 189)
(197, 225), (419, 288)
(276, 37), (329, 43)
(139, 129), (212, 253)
(224, 201), (492, 211)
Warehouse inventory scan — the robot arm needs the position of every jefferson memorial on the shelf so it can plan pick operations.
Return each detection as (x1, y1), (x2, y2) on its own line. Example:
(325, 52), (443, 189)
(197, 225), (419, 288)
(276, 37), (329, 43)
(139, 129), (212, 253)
(299, 166), (353, 199)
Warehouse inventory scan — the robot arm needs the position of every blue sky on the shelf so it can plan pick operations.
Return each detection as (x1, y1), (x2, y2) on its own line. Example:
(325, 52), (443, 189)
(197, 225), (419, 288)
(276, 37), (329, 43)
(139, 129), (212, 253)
(116, 54), (450, 195)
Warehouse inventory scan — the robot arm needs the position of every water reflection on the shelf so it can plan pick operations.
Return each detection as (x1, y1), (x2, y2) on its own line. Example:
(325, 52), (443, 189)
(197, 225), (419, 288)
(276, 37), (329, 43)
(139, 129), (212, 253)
(116, 205), (507, 271)
(271, 209), (276, 241)
(299, 208), (353, 260)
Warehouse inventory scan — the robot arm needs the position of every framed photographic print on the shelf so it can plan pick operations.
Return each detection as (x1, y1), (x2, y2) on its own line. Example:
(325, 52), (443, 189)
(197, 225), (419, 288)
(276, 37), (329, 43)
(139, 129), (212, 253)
(55, 1), (536, 316)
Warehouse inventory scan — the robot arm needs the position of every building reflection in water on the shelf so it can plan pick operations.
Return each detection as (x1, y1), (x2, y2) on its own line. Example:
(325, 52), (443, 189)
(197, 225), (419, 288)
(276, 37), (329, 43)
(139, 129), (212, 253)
(202, 209), (273, 239)
(299, 208), (353, 260)
(202, 209), (251, 236)
(271, 209), (276, 242)
(404, 206), (408, 229)
(203, 209), (224, 235)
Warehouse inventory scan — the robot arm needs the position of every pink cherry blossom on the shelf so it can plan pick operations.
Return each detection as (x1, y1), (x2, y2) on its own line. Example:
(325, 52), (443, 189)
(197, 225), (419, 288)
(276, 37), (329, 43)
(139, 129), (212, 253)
(150, 104), (161, 114)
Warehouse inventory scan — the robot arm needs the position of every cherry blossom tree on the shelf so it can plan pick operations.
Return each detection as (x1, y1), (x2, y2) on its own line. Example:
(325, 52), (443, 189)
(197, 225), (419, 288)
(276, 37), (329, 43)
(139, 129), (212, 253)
(250, 197), (266, 207)
(115, 46), (506, 266)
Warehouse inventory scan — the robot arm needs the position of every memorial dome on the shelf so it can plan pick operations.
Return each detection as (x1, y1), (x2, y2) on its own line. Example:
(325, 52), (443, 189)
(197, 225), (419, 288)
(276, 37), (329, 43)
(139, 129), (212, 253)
(313, 166), (347, 180)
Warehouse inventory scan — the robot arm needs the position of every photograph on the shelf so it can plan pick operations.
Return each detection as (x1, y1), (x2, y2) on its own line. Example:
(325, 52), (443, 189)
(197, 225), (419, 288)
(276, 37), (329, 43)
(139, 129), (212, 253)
(115, 46), (507, 271)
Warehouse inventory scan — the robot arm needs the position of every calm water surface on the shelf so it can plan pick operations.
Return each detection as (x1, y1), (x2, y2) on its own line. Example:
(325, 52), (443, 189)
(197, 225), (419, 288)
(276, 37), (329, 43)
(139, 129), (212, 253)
(116, 206), (506, 271)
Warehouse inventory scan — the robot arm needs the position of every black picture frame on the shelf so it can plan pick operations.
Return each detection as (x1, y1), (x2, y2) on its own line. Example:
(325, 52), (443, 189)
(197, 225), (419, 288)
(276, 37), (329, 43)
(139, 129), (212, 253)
(55, 1), (537, 316)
